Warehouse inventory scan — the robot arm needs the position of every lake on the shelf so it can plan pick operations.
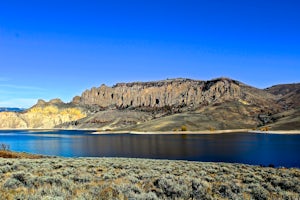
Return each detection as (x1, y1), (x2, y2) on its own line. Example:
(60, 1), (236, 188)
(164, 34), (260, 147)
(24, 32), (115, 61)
(0, 130), (299, 168)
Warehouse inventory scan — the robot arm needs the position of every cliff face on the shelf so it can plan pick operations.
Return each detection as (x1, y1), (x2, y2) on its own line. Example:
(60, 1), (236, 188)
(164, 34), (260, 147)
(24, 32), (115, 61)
(75, 78), (277, 110)
(0, 99), (86, 129)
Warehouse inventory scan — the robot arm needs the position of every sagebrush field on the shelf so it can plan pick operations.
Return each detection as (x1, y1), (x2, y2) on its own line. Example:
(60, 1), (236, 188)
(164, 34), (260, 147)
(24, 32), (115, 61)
(0, 157), (299, 199)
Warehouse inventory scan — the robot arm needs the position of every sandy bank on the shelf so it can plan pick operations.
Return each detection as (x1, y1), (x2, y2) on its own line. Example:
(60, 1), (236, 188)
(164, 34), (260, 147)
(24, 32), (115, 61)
(249, 130), (300, 134)
(92, 129), (251, 134)
(1, 128), (299, 134)
(92, 129), (300, 134)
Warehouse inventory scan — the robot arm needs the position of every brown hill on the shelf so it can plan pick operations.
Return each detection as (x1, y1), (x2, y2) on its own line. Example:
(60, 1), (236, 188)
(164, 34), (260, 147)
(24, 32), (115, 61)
(269, 108), (300, 130)
(265, 83), (300, 109)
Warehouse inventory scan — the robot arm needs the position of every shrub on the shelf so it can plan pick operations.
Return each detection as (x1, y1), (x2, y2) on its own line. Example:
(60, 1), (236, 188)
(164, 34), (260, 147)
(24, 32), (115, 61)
(3, 178), (23, 189)
(0, 165), (12, 173)
(71, 173), (92, 183)
(134, 192), (159, 200)
(128, 175), (139, 184)
(99, 185), (121, 199)
(229, 182), (242, 194)
(34, 175), (71, 189)
(191, 179), (212, 199)
(154, 175), (190, 198)
(278, 179), (296, 191)
(212, 183), (236, 199)
(260, 126), (269, 131)
(181, 125), (187, 131)
(250, 185), (269, 200)
(12, 172), (27, 184)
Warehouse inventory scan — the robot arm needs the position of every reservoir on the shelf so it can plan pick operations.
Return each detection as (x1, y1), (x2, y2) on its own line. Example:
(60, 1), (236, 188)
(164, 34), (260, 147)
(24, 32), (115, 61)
(0, 130), (299, 168)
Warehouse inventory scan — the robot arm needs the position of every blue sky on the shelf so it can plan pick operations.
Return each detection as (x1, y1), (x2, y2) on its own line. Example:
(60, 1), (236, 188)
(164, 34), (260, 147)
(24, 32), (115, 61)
(0, 0), (299, 108)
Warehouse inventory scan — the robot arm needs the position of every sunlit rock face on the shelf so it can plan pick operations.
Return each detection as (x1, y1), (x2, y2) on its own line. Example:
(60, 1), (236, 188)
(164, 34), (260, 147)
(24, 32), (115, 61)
(0, 99), (86, 129)
(0, 112), (27, 128)
(77, 78), (275, 109)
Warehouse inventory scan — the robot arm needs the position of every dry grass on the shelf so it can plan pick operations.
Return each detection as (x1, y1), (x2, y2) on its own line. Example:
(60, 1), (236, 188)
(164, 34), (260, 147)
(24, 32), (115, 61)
(0, 144), (45, 159)
(0, 157), (299, 199)
(0, 150), (45, 159)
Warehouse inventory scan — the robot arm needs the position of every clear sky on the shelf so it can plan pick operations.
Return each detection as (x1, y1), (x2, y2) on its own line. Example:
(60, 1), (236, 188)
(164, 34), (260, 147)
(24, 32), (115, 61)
(0, 0), (299, 108)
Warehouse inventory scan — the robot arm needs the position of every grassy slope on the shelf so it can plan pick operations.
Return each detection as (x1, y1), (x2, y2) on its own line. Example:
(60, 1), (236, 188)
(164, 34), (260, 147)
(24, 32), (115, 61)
(0, 157), (299, 199)
(270, 108), (300, 130)
(123, 102), (260, 132)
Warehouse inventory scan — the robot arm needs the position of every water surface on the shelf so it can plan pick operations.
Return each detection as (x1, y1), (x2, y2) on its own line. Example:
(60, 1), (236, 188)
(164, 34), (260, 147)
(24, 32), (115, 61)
(0, 130), (299, 168)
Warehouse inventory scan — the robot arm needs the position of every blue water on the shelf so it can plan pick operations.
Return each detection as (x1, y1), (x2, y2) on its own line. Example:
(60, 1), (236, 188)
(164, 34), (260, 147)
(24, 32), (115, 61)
(0, 130), (299, 168)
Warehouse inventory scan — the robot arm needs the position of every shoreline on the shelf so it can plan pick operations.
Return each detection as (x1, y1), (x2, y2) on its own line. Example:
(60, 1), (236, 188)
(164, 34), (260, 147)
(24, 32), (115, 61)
(0, 128), (300, 134)
(93, 129), (251, 134)
(248, 130), (300, 134)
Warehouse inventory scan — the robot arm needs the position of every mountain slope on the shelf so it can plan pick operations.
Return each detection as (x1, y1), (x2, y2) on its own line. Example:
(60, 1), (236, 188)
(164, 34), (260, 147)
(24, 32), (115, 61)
(268, 108), (300, 130)
(265, 83), (300, 109)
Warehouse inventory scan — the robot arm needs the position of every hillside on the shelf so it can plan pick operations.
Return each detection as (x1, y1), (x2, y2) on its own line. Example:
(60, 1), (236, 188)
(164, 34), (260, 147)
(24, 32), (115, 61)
(265, 83), (300, 109)
(0, 78), (299, 131)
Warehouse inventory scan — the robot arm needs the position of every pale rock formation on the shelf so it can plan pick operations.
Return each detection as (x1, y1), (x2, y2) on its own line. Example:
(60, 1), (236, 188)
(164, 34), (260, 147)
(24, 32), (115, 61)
(0, 99), (86, 129)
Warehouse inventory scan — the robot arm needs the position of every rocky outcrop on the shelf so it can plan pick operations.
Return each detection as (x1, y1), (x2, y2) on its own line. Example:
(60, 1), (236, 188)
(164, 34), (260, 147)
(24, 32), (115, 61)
(0, 112), (27, 128)
(0, 99), (86, 129)
(76, 78), (277, 111)
(35, 98), (64, 107)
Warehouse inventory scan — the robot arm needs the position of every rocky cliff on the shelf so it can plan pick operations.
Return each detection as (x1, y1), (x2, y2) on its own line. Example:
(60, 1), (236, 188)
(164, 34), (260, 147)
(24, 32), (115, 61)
(75, 78), (278, 111)
(0, 99), (86, 129)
